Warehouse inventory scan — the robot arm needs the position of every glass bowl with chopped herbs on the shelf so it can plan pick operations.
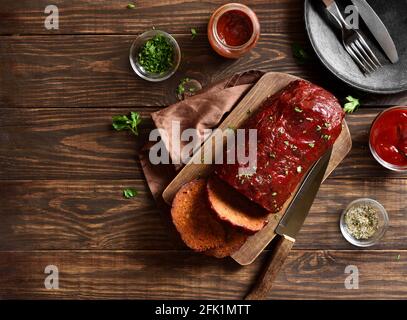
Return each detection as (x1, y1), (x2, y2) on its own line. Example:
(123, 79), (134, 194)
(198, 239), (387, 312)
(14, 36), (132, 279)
(340, 198), (389, 247)
(129, 30), (181, 82)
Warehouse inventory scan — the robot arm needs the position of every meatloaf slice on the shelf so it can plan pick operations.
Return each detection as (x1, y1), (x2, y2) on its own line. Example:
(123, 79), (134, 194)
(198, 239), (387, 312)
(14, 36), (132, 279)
(216, 80), (344, 212)
(207, 176), (268, 233)
(171, 179), (226, 251)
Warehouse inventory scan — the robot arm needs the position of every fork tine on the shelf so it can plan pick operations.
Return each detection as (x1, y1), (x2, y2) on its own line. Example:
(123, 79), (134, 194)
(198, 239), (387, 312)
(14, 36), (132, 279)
(355, 39), (379, 70)
(350, 42), (375, 72)
(357, 34), (382, 67)
(344, 43), (369, 74)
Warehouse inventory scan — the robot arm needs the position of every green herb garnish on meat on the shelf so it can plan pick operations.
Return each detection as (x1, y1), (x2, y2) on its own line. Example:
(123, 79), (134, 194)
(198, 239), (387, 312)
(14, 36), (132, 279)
(138, 35), (174, 74)
(343, 96), (360, 113)
(123, 188), (138, 198)
(112, 111), (142, 135)
(127, 3), (136, 9)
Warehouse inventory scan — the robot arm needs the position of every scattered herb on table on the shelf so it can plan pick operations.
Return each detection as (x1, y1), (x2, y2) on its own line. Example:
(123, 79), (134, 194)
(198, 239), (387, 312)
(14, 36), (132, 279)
(138, 34), (174, 74)
(127, 3), (136, 9)
(292, 43), (309, 64)
(190, 28), (197, 39)
(396, 254), (401, 260)
(344, 204), (379, 240)
(176, 77), (190, 95)
(343, 96), (360, 113)
(112, 111), (142, 135)
(123, 188), (138, 199)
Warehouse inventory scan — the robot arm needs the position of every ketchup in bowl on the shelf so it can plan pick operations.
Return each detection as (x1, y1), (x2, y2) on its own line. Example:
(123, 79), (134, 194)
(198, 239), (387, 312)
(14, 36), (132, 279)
(369, 106), (407, 171)
(208, 3), (260, 59)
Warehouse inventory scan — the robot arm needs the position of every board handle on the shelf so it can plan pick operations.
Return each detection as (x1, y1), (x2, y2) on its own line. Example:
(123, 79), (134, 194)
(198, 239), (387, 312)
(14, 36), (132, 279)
(244, 235), (295, 300)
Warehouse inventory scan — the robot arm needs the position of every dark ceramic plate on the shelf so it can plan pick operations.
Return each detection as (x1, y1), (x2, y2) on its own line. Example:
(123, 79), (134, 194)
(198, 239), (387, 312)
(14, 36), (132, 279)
(305, 0), (407, 94)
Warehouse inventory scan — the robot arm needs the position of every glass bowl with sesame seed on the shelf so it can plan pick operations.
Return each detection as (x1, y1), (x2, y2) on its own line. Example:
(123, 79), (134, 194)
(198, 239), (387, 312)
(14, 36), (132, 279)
(340, 198), (389, 247)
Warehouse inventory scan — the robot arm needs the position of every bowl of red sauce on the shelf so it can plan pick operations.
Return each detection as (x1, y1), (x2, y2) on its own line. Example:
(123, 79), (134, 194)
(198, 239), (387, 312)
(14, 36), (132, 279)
(369, 106), (407, 171)
(208, 3), (260, 59)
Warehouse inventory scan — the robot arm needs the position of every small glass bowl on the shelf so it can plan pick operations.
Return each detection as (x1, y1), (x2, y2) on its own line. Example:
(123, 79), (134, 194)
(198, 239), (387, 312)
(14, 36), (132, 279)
(369, 106), (407, 172)
(129, 29), (181, 82)
(340, 198), (389, 247)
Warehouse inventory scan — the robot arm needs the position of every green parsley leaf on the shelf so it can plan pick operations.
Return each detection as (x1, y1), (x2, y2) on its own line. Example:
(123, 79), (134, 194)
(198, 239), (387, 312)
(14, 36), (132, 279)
(190, 28), (197, 39)
(127, 3), (136, 9)
(308, 143), (315, 148)
(396, 254), (401, 260)
(343, 96), (360, 113)
(123, 188), (138, 198)
(292, 43), (309, 64)
(112, 111), (142, 135)
(176, 77), (190, 95)
(294, 106), (303, 113)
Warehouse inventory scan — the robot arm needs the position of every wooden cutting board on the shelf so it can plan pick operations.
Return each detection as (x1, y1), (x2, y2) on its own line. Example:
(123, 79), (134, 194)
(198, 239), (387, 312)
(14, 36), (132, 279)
(162, 72), (352, 265)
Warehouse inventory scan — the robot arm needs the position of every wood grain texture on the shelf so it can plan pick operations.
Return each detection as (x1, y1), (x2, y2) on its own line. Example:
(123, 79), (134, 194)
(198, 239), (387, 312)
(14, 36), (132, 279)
(1, 34), (405, 109)
(0, 250), (405, 299)
(0, 178), (406, 251)
(245, 236), (295, 299)
(0, 108), (404, 180)
(0, 0), (304, 35)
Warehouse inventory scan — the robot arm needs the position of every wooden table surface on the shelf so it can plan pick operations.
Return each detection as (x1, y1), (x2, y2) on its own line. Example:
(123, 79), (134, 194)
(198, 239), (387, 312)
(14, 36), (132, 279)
(0, 0), (406, 299)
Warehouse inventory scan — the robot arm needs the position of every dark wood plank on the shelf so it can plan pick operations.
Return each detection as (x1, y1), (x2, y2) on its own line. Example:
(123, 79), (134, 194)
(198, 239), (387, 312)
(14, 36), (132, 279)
(0, 0), (303, 35)
(0, 34), (310, 108)
(0, 250), (405, 299)
(0, 108), (405, 180)
(2, 34), (405, 109)
(0, 178), (405, 251)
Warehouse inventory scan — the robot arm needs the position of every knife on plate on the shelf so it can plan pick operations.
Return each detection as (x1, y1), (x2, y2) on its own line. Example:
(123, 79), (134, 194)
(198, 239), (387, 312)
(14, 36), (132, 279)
(245, 148), (332, 300)
(351, 0), (399, 63)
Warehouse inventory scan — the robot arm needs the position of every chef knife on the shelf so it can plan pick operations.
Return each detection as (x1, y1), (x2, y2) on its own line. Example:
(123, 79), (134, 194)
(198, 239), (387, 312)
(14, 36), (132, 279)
(245, 148), (332, 300)
(351, 0), (399, 63)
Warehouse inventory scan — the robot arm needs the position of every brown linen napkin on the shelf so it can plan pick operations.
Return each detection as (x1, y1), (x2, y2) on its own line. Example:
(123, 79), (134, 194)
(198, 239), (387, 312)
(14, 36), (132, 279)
(139, 70), (264, 201)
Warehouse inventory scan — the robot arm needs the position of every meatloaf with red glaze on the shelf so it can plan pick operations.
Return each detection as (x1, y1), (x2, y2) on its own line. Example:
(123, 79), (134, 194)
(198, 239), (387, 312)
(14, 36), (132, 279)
(215, 80), (344, 213)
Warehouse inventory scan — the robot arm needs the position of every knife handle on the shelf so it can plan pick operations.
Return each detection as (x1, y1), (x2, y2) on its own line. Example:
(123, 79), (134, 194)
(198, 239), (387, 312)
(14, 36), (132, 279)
(244, 235), (295, 300)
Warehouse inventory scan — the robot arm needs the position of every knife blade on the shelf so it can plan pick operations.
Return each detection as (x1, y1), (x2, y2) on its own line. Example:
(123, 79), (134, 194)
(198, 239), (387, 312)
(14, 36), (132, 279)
(245, 148), (332, 300)
(275, 148), (332, 239)
(351, 0), (399, 63)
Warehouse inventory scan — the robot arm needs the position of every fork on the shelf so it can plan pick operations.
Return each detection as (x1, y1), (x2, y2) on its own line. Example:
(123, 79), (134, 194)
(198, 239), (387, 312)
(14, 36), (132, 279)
(323, 0), (382, 74)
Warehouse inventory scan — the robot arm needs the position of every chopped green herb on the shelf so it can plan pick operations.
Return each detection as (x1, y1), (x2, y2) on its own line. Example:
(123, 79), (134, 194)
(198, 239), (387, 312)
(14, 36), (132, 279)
(316, 125), (322, 131)
(278, 127), (284, 134)
(343, 96), (360, 113)
(112, 111), (142, 135)
(189, 87), (195, 92)
(292, 43), (310, 64)
(190, 28), (197, 39)
(297, 166), (302, 173)
(321, 134), (331, 141)
(138, 34), (174, 74)
(324, 122), (331, 128)
(284, 141), (290, 146)
(272, 192), (277, 196)
(308, 142), (315, 148)
(176, 77), (190, 95)
(127, 3), (136, 9)
(269, 152), (276, 159)
(294, 106), (303, 113)
(396, 254), (401, 260)
(123, 188), (138, 198)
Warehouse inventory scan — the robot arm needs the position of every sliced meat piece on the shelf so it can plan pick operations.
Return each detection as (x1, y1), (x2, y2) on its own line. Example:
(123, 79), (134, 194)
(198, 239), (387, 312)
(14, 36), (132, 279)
(205, 228), (247, 258)
(207, 176), (269, 233)
(171, 179), (226, 251)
